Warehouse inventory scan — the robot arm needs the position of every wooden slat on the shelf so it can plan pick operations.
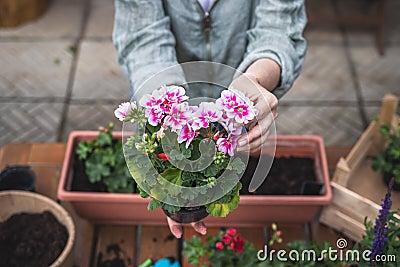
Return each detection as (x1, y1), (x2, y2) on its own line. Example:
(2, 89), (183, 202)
(325, 146), (352, 176)
(62, 202), (94, 267)
(28, 143), (66, 164)
(93, 225), (136, 267)
(138, 226), (179, 265)
(0, 143), (32, 169)
(30, 165), (60, 200)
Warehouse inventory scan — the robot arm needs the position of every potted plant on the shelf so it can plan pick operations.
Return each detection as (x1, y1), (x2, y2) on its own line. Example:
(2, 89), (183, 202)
(119, 86), (252, 223)
(372, 121), (400, 191)
(59, 85), (331, 225)
(0, 190), (75, 267)
(58, 124), (167, 224)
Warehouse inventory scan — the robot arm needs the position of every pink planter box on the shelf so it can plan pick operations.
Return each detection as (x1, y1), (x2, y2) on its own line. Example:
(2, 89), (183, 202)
(58, 132), (331, 225)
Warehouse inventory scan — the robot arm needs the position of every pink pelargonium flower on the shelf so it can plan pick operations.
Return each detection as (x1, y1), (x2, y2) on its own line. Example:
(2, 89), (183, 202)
(163, 102), (190, 131)
(147, 106), (164, 126)
(177, 123), (196, 148)
(164, 85), (189, 104)
(193, 102), (222, 129)
(217, 88), (258, 124)
(114, 102), (133, 121)
(139, 85), (189, 126)
(216, 135), (240, 156)
(220, 118), (242, 136)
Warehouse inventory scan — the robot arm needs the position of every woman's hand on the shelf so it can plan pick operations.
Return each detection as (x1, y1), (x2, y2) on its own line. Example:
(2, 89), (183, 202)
(167, 217), (207, 238)
(231, 58), (281, 154)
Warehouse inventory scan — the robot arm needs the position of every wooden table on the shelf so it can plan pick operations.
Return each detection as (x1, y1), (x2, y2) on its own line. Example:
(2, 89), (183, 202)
(0, 143), (350, 267)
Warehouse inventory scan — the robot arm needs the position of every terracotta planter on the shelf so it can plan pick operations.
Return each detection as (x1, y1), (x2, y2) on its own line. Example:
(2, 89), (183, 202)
(58, 132), (331, 225)
(203, 135), (332, 226)
(57, 131), (166, 224)
(0, 190), (75, 267)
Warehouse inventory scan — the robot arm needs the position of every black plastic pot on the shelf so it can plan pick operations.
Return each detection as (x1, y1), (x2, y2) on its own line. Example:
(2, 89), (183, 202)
(384, 173), (400, 191)
(163, 206), (208, 224)
(0, 166), (35, 191)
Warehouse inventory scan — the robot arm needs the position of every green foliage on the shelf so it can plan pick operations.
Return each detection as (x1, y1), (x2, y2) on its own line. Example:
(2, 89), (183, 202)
(76, 123), (136, 193)
(372, 122), (400, 184)
(183, 228), (264, 267)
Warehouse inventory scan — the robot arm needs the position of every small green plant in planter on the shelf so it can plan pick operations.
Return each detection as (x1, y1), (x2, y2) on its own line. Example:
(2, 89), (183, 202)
(183, 226), (282, 267)
(76, 123), (136, 193)
(371, 121), (400, 190)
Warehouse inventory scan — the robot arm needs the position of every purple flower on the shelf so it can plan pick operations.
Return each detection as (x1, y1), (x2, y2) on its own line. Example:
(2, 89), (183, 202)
(371, 177), (394, 260)
(114, 102), (132, 121)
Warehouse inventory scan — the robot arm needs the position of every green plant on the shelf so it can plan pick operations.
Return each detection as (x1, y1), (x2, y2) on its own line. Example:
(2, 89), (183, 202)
(352, 178), (400, 267)
(117, 86), (252, 218)
(183, 227), (273, 267)
(76, 123), (136, 193)
(372, 121), (400, 184)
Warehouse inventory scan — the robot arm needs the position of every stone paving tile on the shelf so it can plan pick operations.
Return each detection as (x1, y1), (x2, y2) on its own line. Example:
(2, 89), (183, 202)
(61, 102), (123, 141)
(71, 41), (130, 101)
(349, 46), (400, 101)
(275, 105), (363, 146)
(0, 42), (73, 97)
(0, 0), (84, 39)
(0, 102), (63, 146)
(281, 45), (357, 102)
(85, 0), (114, 38)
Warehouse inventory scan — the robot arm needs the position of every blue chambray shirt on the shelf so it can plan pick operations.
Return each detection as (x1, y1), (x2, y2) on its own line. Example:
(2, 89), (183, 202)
(113, 0), (307, 100)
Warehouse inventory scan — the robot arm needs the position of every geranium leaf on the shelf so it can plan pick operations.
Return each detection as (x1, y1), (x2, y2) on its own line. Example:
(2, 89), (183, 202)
(161, 168), (183, 186)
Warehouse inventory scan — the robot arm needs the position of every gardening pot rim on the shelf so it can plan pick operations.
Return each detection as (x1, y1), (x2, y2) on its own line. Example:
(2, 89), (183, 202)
(0, 190), (75, 267)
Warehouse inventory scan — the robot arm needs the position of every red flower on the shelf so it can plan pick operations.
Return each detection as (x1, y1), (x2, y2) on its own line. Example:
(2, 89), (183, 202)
(228, 228), (237, 236)
(157, 153), (170, 162)
(215, 241), (224, 251)
(222, 233), (231, 245)
(231, 234), (245, 253)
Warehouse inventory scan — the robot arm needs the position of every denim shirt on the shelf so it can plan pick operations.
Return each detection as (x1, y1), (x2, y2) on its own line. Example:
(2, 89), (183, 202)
(113, 0), (307, 99)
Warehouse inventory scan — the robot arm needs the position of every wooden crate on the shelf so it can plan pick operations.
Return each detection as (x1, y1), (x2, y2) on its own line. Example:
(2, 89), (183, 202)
(320, 94), (400, 242)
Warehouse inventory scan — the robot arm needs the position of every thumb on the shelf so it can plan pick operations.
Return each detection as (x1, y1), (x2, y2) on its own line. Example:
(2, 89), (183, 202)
(167, 217), (183, 238)
(191, 221), (207, 235)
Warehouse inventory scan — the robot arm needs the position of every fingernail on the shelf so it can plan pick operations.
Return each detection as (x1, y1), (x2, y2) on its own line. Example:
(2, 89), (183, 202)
(239, 139), (247, 146)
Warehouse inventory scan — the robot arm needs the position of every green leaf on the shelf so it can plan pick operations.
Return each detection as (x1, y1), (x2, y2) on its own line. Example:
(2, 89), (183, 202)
(229, 157), (246, 174)
(96, 131), (112, 147)
(146, 122), (161, 134)
(161, 203), (181, 213)
(76, 141), (92, 160)
(180, 143), (192, 158)
(160, 168), (183, 186)
(206, 186), (240, 217)
(203, 164), (218, 177)
(148, 198), (161, 210)
(85, 159), (110, 183)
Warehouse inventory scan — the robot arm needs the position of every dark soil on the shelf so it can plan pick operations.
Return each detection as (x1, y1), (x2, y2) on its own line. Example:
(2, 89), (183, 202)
(241, 156), (321, 195)
(71, 153), (107, 192)
(0, 211), (68, 267)
(96, 243), (131, 267)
